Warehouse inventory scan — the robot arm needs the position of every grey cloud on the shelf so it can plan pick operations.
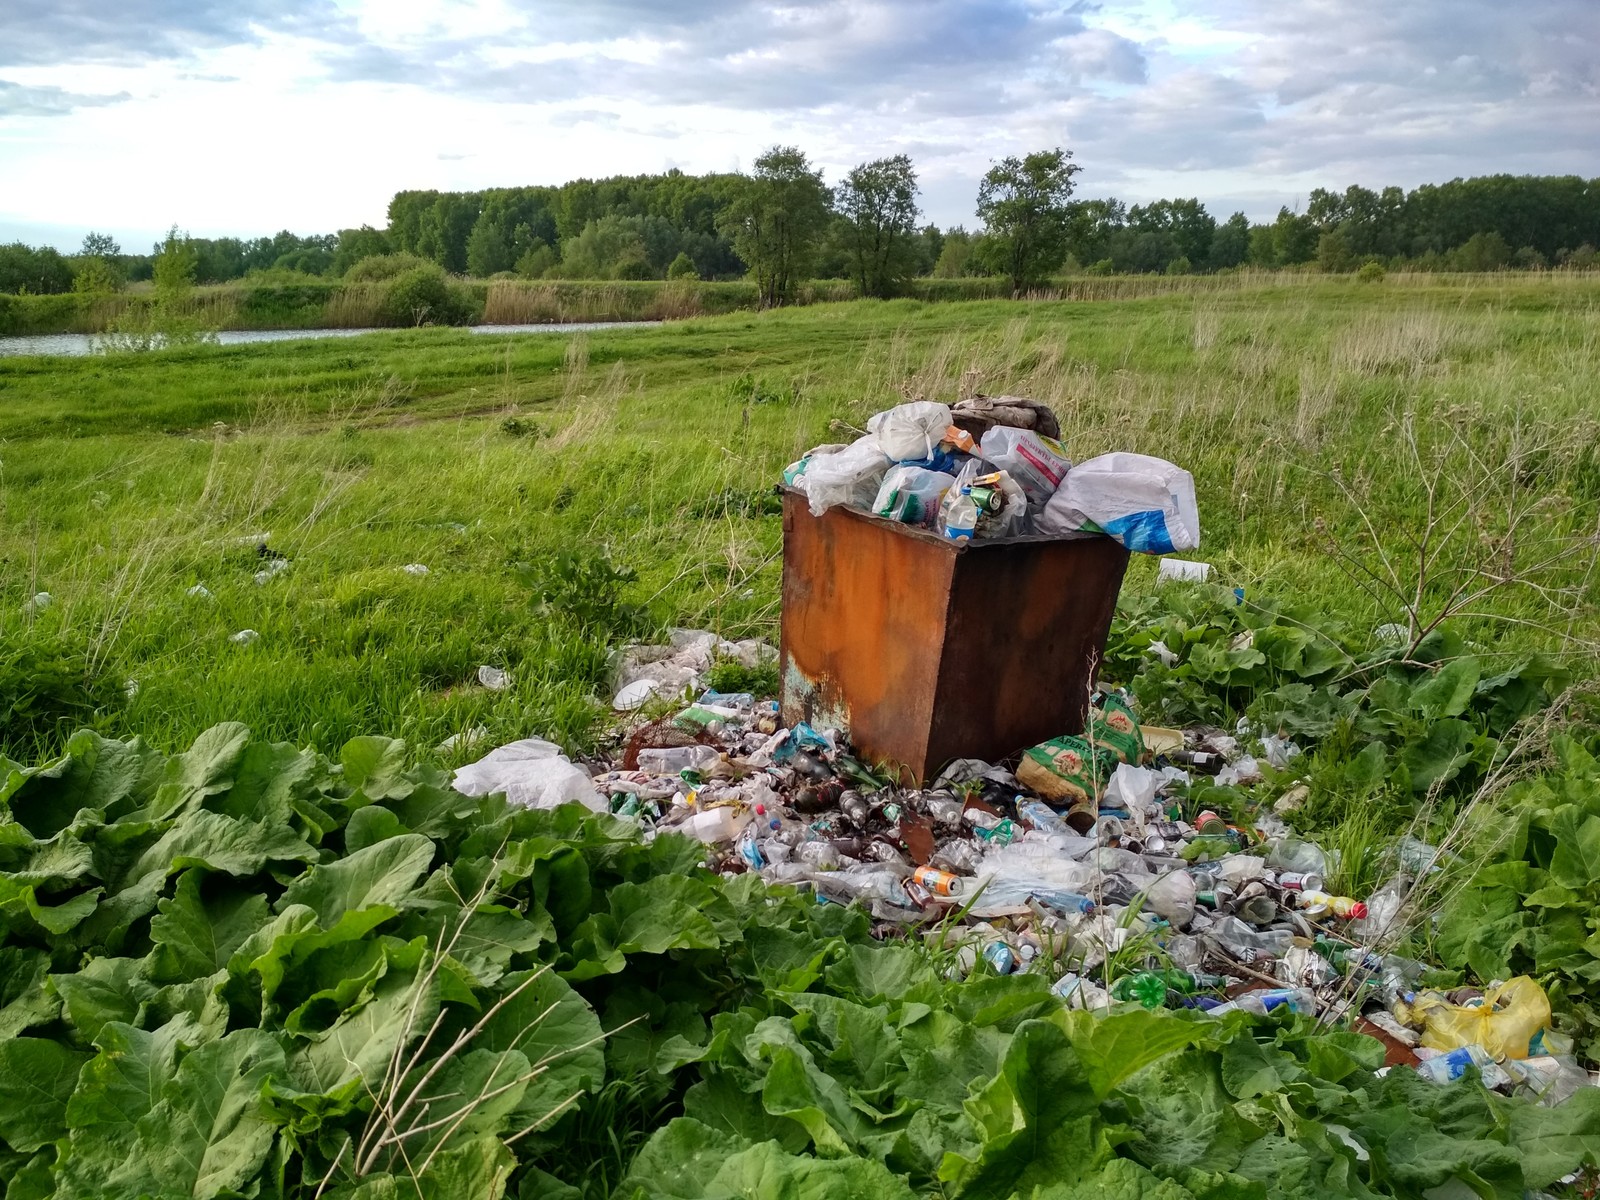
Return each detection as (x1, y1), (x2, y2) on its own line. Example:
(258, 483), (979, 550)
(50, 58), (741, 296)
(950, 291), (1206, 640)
(0, 0), (349, 67)
(0, 79), (130, 116)
(319, 0), (1146, 116)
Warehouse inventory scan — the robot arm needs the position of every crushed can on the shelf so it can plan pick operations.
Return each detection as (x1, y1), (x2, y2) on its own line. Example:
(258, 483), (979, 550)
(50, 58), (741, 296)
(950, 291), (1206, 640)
(912, 866), (962, 896)
(1276, 871), (1321, 892)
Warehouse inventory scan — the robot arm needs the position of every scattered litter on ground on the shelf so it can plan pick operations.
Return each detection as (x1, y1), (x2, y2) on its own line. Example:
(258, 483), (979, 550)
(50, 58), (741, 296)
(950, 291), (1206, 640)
(436, 724), (490, 755)
(452, 736), (604, 812)
(229, 629), (260, 645)
(253, 557), (291, 585)
(186, 583), (213, 599)
(402, 563), (430, 576)
(22, 591), (51, 613)
(477, 664), (510, 691)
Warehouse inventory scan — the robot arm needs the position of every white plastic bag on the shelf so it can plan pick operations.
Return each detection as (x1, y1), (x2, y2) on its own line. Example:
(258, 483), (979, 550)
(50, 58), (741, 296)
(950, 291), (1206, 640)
(979, 427), (1071, 510)
(872, 465), (957, 526)
(797, 435), (892, 516)
(1036, 452), (1200, 554)
(452, 738), (606, 812)
(867, 401), (952, 463)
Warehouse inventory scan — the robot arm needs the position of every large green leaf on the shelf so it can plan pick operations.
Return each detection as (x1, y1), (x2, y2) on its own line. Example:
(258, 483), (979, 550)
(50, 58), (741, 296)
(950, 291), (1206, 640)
(1054, 1008), (1210, 1100)
(475, 968), (605, 1130)
(942, 1019), (1110, 1199)
(53, 956), (157, 1042)
(293, 960), (438, 1095)
(0, 947), (59, 1038)
(128, 1028), (287, 1199)
(1398, 718), (1479, 793)
(1, 730), (164, 837)
(379, 1049), (532, 1165)
(1506, 1083), (1600, 1188)
(148, 868), (272, 983)
(341, 736), (414, 801)
(0, 1037), (90, 1152)
(148, 722), (253, 820)
(1546, 805), (1600, 890)
(276, 833), (435, 929)
(1409, 657), (1481, 718)
(1034, 1158), (1200, 1200)
(206, 738), (320, 827)
(65, 1015), (200, 1132)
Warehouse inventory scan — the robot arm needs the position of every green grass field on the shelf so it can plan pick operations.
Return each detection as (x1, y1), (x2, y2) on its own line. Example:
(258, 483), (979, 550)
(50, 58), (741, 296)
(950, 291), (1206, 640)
(4, 274), (1598, 761)
(6, 274), (1600, 1198)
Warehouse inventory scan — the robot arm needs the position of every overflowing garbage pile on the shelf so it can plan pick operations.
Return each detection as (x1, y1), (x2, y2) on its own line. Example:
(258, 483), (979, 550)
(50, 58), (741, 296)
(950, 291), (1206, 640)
(782, 395), (1201, 553)
(448, 631), (1595, 1107)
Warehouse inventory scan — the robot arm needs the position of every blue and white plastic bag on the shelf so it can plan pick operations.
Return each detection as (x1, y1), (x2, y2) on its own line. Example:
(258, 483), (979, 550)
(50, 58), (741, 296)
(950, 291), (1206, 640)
(1036, 452), (1200, 555)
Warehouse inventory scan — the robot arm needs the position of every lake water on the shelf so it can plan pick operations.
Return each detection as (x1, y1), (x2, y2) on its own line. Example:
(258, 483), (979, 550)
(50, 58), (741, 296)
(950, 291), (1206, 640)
(0, 321), (662, 359)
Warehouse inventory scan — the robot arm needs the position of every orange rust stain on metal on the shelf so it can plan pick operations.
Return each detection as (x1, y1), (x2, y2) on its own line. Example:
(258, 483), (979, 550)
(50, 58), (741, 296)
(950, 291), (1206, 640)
(779, 488), (1129, 784)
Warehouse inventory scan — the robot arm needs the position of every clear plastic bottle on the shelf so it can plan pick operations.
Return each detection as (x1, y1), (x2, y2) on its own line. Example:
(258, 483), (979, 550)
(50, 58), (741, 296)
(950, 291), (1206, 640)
(1298, 890), (1368, 919)
(1415, 1044), (1493, 1084)
(1208, 987), (1316, 1017)
(1205, 915), (1293, 963)
(638, 745), (721, 775)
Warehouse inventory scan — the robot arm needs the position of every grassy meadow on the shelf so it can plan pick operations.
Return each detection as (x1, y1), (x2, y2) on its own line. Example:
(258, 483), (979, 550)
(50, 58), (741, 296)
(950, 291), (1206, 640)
(4, 273), (1599, 763)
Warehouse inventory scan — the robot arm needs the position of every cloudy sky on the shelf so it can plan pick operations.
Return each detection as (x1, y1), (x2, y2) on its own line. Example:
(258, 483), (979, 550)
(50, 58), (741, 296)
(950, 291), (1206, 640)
(2, 0), (1596, 251)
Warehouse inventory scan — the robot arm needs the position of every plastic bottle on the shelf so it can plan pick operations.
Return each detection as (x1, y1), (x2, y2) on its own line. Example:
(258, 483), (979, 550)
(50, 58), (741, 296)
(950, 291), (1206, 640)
(1206, 916), (1293, 963)
(1110, 970), (1197, 1009)
(811, 868), (915, 908)
(1208, 987), (1316, 1017)
(698, 689), (755, 712)
(1298, 890), (1369, 919)
(939, 485), (979, 541)
(1415, 1044), (1494, 1085)
(975, 818), (1021, 845)
(1016, 800), (1071, 835)
(638, 745), (721, 775)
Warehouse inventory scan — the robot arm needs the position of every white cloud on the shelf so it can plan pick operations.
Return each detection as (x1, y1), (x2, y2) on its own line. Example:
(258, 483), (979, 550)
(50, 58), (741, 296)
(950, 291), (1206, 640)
(0, 0), (1596, 249)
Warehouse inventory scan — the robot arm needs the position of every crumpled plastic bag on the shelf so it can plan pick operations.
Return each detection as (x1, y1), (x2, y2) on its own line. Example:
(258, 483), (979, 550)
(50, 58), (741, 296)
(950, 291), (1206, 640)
(1401, 976), (1552, 1061)
(796, 436), (892, 516)
(452, 738), (605, 812)
(867, 401), (952, 462)
(1036, 452), (1201, 554)
(979, 426), (1071, 511)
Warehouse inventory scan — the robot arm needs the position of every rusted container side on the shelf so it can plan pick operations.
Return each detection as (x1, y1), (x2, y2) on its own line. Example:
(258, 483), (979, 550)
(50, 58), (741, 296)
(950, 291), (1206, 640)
(780, 487), (1129, 783)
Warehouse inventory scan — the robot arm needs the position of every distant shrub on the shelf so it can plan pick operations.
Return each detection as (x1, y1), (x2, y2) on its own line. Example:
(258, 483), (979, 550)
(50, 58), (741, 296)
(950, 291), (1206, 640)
(1357, 261), (1386, 283)
(667, 252), (698, 281)
(380, 265), (473, 326)
(1165, 256), (1192, 276)
(345, 253), (434, 283)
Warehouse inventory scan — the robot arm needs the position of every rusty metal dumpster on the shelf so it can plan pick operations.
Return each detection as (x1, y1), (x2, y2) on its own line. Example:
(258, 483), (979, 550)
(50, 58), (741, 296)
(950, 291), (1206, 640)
(779, 487), (1130, 784)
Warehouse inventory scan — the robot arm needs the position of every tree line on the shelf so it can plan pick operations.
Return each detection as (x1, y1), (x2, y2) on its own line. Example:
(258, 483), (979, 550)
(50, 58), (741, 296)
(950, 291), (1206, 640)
(2, 156), (1596, 298)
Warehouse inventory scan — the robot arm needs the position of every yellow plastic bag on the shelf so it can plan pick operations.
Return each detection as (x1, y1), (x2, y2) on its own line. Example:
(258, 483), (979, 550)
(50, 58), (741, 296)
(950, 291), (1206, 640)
(1404, 977), (1551, 1060)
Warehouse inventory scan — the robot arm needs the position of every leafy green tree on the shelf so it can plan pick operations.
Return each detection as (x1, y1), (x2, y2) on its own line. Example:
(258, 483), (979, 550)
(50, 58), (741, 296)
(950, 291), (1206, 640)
(1247, 224), (1278, 267)
(560, 216), (650, 279)
(835, 154), (921, 298)
(516, 241), (558, 279)
(1452, 231), (1511, 271)
(332, 226), (392, 276)
(72, 258), (123, 294)
(466, 218), (513, 277)
(0, 243), (74, 294)
(974, 148), (1082, 292)
(933, 228), (977, 277)
(80, 232), (120, 259)
(1317, 228), (1356, 273)
(1209, 212), (1250, 270)
(666, 251), (698, 280)
(1270, 208), (1318, 264)
(152, 226), (198, 302)
(1165, 255), (1191, 275)
(717, 146), (833, 307)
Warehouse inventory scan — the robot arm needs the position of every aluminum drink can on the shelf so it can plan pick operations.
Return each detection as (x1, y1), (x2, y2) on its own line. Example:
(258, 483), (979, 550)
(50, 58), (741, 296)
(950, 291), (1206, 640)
(912, 866), (963, 896)
(1276, 871), (1322, 892)
(982, 942), (1016, 974)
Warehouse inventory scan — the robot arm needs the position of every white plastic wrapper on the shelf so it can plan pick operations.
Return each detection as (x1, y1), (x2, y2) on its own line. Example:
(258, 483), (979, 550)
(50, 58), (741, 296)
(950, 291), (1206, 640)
(979, 427), (1071, 510)
(867, 401), (952, 462)
(1036, 452), (1201, 554)
(796, 435), (892, 516)
(452, 737), (606, 812)
(872, 465), (957, 526)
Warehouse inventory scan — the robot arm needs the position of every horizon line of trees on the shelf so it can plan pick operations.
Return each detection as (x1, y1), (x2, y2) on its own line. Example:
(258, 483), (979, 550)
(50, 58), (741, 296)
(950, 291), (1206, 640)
(3, 163), (1598, 299)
